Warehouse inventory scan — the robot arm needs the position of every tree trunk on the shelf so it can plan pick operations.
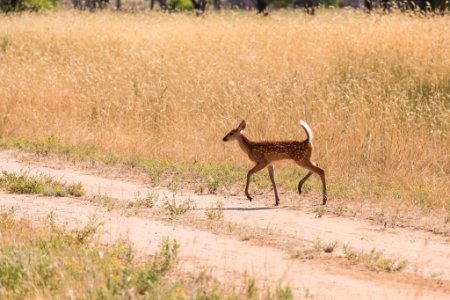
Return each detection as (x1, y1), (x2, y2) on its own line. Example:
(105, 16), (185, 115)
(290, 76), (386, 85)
(304, 0), (315, 14)
(191, 0), (206, 12)
(11, 0), (20, 10)
(256, 0), (267, 14)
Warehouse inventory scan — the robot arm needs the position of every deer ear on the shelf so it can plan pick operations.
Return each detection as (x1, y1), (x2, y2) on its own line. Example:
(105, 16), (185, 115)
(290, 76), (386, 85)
(238, 120), (246, 131)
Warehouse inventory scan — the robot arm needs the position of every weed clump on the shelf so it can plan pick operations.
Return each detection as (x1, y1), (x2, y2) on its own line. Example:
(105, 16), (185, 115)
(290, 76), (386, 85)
(342, 245), (407, 272)
(205, 201), (224, 221)
(0, 171), (84, 197)
(163, 197), (195, 216)
(127, 192), (156, 210)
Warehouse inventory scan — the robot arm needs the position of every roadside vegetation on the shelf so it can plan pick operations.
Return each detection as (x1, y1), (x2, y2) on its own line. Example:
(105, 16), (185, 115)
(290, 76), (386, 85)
(0, 170), (84, 197)
(0, 211), (293, 299)
(342, 245), (407, 272)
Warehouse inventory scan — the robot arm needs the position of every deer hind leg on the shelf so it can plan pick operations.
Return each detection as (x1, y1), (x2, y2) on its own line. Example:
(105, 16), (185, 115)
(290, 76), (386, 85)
(297, 160), (327, 205)
(245, 161), (268, 202)
(298, 161), (323, 194)
(298, 171), (313, 195)
(268, 165), (280, 206)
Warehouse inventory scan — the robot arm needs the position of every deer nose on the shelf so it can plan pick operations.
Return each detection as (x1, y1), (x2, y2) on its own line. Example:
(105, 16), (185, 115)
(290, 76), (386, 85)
(222, 137), (227, 142)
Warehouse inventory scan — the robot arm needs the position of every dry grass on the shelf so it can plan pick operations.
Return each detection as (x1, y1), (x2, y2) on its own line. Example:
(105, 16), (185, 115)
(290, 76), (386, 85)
(0, 11), (448, 213)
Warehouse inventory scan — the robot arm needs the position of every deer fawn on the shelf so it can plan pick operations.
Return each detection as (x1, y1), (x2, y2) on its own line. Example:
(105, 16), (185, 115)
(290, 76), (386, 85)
(222, 120), (327, 206)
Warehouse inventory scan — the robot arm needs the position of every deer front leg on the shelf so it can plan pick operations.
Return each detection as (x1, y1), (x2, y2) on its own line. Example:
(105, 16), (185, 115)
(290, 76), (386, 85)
(245, 161), (268, 202)
(268, 165), (280, 206)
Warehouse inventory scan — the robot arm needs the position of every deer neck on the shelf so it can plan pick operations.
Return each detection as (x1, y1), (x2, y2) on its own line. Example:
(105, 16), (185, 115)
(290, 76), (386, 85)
(237, 134), (252, 155)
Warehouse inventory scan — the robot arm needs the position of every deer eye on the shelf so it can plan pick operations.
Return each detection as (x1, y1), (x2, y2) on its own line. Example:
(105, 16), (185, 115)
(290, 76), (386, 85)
(229, 132), (234, 136)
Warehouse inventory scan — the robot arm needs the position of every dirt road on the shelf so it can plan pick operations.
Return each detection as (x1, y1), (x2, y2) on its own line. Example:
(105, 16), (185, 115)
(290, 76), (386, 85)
(0, 150), (449, 299)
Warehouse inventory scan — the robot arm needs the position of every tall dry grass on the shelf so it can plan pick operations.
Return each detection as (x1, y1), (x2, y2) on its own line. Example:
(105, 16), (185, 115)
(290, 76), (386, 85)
(0, 11), (449, 209)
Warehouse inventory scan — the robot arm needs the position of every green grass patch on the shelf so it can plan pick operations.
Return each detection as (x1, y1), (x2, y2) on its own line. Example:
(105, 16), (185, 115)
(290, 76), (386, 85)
(163, 197), (195, 217)
(342, 245), (407, 272)
(0, 170), (84, 197)
(205, 201), (224, 221)
(127, 192), (156, 209)
(90, 194), (117, 211)
(313, 207), (326, 218)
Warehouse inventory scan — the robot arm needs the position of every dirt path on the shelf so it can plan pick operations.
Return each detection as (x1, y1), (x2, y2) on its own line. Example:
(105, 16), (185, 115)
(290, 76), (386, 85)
(1, 150), (449, 299)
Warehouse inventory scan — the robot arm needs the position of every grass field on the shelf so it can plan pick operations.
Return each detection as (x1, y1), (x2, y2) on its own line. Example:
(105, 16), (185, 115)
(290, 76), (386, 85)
(0, 10), (449, 215)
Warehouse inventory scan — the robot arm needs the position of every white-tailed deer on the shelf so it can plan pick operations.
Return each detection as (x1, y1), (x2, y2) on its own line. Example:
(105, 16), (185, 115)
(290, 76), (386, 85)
(222, 120), (327, 206)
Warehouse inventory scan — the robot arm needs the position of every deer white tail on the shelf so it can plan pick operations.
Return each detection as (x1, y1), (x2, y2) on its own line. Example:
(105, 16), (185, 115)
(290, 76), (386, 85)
(300, 120), (313, 142)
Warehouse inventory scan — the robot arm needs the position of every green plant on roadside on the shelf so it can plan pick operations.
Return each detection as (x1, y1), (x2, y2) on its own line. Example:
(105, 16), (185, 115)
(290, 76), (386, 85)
(292, 238), (337, 260)
(127, 192), (156, 210)
(246, 276), (258, 299)
(207, 176), (220, 194)
(290, 249), (317, 260)
(342, 245), (407, 272)
(65, 182), (84, 197)
(333, 203), (346, 216)
(276, 284), (293, 300)
(163, 196), (195, 217)
(313, 207), (325, 218)
(0, 35), (12, 52)
(0, 0), (59, 12)
(322, 241), (338, 253)
(91, 194), (117, 211)
(157, 237), (180, 272)
(205, 201), (224, 221)
(375, 209), (399, 229)
(0, 170), (84, 197)
(303, 288), (312, 298)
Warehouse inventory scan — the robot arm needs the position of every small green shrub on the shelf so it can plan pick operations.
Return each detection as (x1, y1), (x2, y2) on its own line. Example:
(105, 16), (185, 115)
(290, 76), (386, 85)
(205, 201), (224, 221)
(1, 0), (59, 12)
(313, 207), (325, 218)
(128, 192), (156, 209)
(22, 0), (59, 11)
(0, 171), (45, 194)
(276, 284), (293, 300)
(291, 249), (316, 260)
(333, 203), (346, 216)
(207, 176), (220, 194)
(0, 170), (84, 197)
(322, 241), (338, 253)
(0, 35), (12, 52)
(91, 194), (116, 211)
(342, 245), (407, 272)
(319, 0), (341, 8)
(168, 0), (193, 10)
(246, 276), (258, 299)
(163, 197), (195, 216)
